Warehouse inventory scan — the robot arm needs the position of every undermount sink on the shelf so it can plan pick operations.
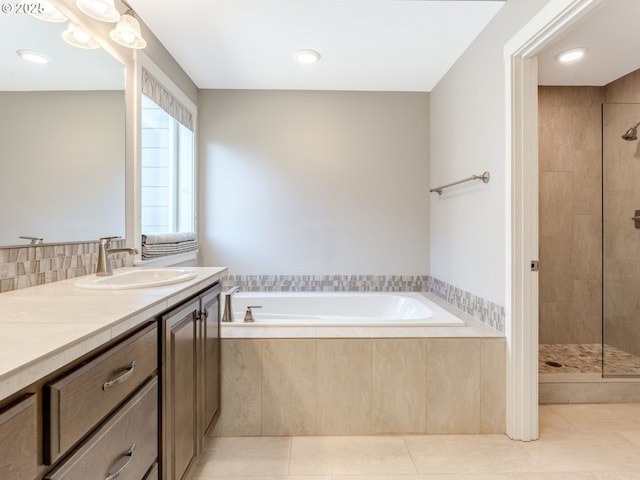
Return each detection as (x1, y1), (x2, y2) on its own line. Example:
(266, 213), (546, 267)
(75, 268), (197, 290)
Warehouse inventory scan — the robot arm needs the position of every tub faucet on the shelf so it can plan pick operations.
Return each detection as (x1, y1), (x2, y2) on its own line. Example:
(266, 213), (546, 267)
(222, 286), (241, 322)
(96, 236), (137, 276)
(244, 305), (262, 323)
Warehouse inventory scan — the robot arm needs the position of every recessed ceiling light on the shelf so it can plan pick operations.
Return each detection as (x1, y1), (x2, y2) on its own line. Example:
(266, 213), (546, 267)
(556, 47), (587, 64)
(295, 49), (321, 64)
(16, 49), (50, 64)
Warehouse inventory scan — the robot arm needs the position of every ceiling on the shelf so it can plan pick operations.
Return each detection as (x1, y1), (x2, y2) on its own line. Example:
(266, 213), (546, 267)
(0, 12), (123, 90)
(3, 0), (638, 92)
(538, 0), (640, 86)
(128, 0), (506, 92)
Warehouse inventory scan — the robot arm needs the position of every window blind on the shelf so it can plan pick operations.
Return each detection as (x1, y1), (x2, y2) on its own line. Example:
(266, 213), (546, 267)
(141, 68), (193, 131)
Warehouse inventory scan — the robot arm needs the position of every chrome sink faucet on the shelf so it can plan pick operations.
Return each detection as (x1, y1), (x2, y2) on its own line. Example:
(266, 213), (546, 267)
(222, 286), (240, 322)
(96, 236), (137, 276)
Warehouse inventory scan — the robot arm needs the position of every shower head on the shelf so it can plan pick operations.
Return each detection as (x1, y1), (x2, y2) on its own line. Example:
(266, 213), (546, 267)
(622, 122), (640, 141)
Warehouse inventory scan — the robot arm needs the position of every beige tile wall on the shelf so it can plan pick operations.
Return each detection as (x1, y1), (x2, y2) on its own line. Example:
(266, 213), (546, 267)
(213, 337), (506, 436)
(538, 86), (603, 344)
(539, 69), (640, 357)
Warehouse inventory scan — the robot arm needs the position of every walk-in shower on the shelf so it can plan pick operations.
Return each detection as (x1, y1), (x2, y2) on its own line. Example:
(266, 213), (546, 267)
(538, 85), (640, 402)
(602, 104), (640, 377)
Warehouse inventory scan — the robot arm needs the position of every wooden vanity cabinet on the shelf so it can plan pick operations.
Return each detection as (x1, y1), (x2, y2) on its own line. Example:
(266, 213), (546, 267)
(44, 377), (158, 480)
(0, 320), (159, 480)
(200, 287), (221, 437)
(160, 283), (221, 480)
(0, 394), (37, 480)
(44, 323), (158, 465)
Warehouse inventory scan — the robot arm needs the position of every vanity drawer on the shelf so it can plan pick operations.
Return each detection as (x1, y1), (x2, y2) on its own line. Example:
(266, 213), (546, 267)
(45, 323), (157, 463)
(143, 462), (159, 480)
(0, 394), (37, 480)
(45, 377), (158, 480)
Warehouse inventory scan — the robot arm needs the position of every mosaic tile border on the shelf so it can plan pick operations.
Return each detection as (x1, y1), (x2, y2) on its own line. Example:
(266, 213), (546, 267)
(427, 276), (505, 333)
(1, 246), (505, 333)
(223, 274), (505, 333)
(222, 274), (430, 292)
(0, 240), (130, 293)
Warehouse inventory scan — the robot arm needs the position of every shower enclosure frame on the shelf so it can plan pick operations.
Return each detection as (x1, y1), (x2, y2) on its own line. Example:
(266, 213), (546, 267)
(602, 102), (640, 377)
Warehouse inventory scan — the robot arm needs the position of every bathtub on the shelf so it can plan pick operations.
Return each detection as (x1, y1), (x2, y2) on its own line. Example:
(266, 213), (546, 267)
(224, 291), (465, 327)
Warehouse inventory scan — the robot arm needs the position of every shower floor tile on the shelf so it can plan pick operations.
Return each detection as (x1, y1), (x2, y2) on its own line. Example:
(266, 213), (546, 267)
(539, 343), (640, 375)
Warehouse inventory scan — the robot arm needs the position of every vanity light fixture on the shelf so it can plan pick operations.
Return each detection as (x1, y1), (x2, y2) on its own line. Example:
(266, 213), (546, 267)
(62, 21), (100, 49)
(26, 0), (67, 22)
(556, 47), (587, 63)
(76, 0), (120, 23)
(16, 49), (50, 64)
(109, 11), (147, 49)
(295, 49), (321, 64)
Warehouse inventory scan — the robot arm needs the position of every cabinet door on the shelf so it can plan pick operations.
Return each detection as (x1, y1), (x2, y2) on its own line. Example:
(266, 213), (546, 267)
(162, 298), (199, 480)
(200, 284), (221, 436)
(0, 394), (37, 480)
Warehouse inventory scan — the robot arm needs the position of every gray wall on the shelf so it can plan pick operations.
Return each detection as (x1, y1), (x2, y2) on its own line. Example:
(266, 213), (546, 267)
(429, 0), (553, 306)
(0, 90), (125, 244)
(198, 89), (429, 275)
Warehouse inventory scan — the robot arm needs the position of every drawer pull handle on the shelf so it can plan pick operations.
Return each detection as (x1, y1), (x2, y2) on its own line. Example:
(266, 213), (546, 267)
(105, 444), (136, 480)
(103, 361), (136, 391)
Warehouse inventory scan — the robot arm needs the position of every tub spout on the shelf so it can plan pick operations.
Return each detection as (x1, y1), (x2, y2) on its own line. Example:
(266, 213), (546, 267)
(222, 286), (241, 322)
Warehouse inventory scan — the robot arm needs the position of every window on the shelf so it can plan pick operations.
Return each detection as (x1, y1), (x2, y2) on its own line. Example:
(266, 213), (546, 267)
(136, 67), (197, 263)
(140, 94), (194, 234)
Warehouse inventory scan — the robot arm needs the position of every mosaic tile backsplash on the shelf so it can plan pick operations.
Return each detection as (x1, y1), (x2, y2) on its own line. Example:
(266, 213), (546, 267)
(223, 274), (505, 333)
(0, 244), (504, 334)
(0, 240), (131, 293)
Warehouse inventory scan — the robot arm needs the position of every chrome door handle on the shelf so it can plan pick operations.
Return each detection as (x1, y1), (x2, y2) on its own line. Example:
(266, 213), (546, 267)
(105, 444), (136, 480)
(102, 361), (136, 391)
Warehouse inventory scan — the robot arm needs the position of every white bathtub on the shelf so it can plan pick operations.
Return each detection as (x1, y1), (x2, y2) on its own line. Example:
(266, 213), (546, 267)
(225, 291), (465, 327)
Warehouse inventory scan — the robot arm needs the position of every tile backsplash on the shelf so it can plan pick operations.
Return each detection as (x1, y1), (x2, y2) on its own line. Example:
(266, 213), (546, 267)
(0, 247), (504, 334)
(223, 274), (505, 333)
(223, 274), (430, 292)
(0, 240), (130, 293)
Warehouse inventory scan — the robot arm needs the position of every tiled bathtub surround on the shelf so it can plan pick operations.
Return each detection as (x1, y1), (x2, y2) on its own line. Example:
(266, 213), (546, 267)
(213, 337), (506, 436)
(0, 240), (130, 293)
(223, 274), (505, 333)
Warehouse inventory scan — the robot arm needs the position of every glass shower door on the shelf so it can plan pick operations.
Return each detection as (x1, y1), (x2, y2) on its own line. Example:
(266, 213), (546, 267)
(602, 102), (640, 377)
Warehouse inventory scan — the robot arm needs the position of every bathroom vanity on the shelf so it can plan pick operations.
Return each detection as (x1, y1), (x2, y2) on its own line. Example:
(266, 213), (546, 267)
(0, 267), (226, 480)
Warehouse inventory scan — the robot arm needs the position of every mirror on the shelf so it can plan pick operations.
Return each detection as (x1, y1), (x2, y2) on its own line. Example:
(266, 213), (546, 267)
(0, 11), (125, 246)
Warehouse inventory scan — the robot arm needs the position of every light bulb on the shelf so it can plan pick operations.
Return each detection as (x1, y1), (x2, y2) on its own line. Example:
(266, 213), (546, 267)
(556, 48), (587, 63)
(295, 49), (321, 64)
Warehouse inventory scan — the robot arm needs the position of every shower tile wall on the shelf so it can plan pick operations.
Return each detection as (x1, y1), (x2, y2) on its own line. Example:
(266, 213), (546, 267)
(602, 69), (640, 358)
(538, 86), (603, 344)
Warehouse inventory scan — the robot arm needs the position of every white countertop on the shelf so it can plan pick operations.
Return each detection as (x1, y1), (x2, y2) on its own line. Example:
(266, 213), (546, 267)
(0, 266), (227, 400)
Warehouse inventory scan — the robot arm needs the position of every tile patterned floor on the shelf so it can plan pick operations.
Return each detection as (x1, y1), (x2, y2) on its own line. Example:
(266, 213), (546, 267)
(539, 343), (640, 375)
(192, 403), (640, 480)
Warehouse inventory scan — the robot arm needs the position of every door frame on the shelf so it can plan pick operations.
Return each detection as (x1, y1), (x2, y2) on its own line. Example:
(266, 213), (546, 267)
(504, 0), (603, 441)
